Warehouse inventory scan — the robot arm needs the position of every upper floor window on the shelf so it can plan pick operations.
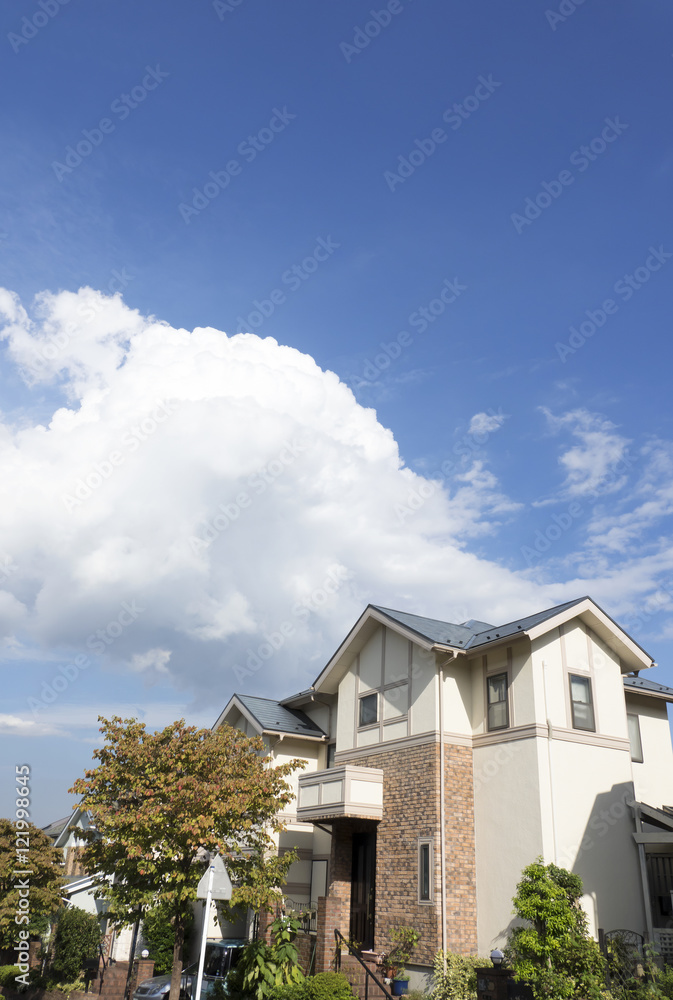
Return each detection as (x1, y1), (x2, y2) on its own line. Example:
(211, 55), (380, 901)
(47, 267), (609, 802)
(569, 674), (595, 731)
(487, 672), (509, 730)
(326, 742), (336, 768)
(359, 692), (378, 727)
(628, 713), (643, 762)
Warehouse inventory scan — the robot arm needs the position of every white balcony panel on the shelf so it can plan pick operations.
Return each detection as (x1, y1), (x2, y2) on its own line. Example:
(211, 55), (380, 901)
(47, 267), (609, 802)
(296, 765), (384, 822)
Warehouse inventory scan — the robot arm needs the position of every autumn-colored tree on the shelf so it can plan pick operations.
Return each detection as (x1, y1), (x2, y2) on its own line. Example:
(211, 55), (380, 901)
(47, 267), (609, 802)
(0, 818), (65, 955)
(69, 717), (305, 1000)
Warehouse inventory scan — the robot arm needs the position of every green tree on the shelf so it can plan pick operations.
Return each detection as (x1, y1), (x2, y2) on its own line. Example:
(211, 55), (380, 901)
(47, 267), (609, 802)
(506, 859), (607, 1000)
(0, 818), (65, 952)
(142, 902), (193, 975)
(52, 906), (102, 981)
(70, 716), (305, 1000)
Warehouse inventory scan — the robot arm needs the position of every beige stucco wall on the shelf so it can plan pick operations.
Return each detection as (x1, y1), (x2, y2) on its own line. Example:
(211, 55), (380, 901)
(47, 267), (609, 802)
(627, 692), (673, 809)
(473, 735), (544, 952)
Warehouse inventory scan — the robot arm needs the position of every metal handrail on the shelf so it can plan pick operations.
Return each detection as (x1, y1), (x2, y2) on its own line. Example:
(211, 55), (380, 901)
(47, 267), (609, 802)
(334, 928), (393, 1000)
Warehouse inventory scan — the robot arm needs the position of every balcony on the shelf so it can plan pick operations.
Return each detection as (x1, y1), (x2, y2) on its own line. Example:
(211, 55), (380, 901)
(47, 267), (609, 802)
(296, 765), (384, 822)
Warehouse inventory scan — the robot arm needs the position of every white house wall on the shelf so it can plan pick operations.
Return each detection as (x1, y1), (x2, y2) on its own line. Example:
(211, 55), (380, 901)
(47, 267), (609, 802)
(473, 735), (544, 953)
(626, 693), (673, 809)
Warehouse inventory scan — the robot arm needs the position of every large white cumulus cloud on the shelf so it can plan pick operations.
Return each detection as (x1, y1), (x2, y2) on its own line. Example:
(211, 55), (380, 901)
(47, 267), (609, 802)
(0, 287), (552, 697)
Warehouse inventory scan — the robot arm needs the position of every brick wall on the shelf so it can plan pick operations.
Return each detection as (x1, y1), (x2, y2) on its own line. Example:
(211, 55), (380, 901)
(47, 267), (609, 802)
(344, 740), (477, 964)
(443, 743), (477, 954)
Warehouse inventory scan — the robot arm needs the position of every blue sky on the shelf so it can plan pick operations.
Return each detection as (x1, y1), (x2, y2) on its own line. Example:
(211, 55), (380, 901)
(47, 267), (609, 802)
(1, 0), (673, 824)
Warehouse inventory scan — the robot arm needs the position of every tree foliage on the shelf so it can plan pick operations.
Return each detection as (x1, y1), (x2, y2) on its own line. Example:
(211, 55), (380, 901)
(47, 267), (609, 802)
(52, 906), (101, 981)
(0, 818), (65, 949)
(142, 902), (193, 975)
(69, 716), (305, 1000)
(506, 859), (607, 999)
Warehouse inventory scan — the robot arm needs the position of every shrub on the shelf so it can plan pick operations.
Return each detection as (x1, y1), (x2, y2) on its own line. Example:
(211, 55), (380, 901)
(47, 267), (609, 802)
(506, 860), (607, 1000)
(0, 967), (21, 987)
(51, 907), (102, 982)
(431, 950), (484, 1000)
(306, 971), (354, 999)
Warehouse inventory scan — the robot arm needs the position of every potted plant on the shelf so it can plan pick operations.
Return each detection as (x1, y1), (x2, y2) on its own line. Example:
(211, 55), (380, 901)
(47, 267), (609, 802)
(380, 927), (420, 996)
(391, 968), (410, 996)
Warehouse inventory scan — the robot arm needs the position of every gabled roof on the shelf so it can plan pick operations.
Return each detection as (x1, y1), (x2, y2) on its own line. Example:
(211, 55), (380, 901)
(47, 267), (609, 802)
(624, 675), (673, 703)
(51, 808), (95, 849)
(311, 597), (654, 694)
(42, 816), (70, 840)
(214, 694), (326, 740)
(372, 598), (588, 650)
(370, 606), (484, 647)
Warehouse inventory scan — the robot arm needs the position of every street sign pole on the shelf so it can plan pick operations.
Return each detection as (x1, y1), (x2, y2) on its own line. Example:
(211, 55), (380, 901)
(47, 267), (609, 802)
(194, 866), (214, 1000)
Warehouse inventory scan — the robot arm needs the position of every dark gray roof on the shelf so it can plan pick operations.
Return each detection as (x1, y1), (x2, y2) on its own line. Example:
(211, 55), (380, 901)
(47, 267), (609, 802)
(467, 598), (588, 648)
(236, 694), (325, 737)
(371, 606), (483, 646)
(42, 816), (70, 839)
(624, 676), (673, 698)
(372, 598), (588, 650)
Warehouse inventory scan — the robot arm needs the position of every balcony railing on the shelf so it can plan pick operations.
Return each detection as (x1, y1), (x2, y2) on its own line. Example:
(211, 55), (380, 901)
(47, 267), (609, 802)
(296, 765), (383, 822)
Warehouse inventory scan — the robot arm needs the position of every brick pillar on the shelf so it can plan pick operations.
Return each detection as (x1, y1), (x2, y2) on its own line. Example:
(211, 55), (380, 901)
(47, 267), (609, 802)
(328, 821), (353, 936)
(315, 896), (342, 973)
(133, 960), (154, 986)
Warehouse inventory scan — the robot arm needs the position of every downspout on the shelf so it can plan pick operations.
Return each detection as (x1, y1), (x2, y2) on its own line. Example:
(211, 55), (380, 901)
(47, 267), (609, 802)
(437, 655), (452, 964)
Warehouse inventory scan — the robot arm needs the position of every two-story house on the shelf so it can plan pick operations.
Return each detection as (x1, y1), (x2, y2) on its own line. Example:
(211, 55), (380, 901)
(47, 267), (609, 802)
(215, 596), (673, 981)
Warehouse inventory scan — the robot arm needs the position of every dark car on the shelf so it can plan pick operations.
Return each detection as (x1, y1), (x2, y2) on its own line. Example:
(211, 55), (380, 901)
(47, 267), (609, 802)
(133, 940), (245, 1000)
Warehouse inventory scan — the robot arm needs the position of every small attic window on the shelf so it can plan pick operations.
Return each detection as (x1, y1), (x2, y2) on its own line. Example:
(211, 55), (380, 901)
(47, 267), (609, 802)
(359, 692), (378, 727)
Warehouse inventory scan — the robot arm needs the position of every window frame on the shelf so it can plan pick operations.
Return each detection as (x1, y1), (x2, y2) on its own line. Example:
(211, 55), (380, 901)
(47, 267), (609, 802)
(358, 691), (379, 729)
(628, 712), (644, 763)
(418, 838), (433, 904)
(486, 670), (510, 732)
(568, 673), (596, 732)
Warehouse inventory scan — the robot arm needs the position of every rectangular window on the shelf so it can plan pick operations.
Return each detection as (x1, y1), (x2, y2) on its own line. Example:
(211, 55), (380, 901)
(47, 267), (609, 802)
(419, 840), (432, 902)
(487, 672), (509, 731)
(359, 692), (378, 727)
(628, 713), (643, 762)
(569, 674), (595, 731)
(326, 743), (336, 768)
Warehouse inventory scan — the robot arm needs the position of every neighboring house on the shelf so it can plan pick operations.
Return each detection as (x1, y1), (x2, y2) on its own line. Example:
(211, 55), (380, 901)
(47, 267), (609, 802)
(215, 596), (673, 979)
(43, 808), (134, 962)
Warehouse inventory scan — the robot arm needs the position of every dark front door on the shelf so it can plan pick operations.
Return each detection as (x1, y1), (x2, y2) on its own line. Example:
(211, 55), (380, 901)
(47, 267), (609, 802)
(350, 831), (376, 950)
